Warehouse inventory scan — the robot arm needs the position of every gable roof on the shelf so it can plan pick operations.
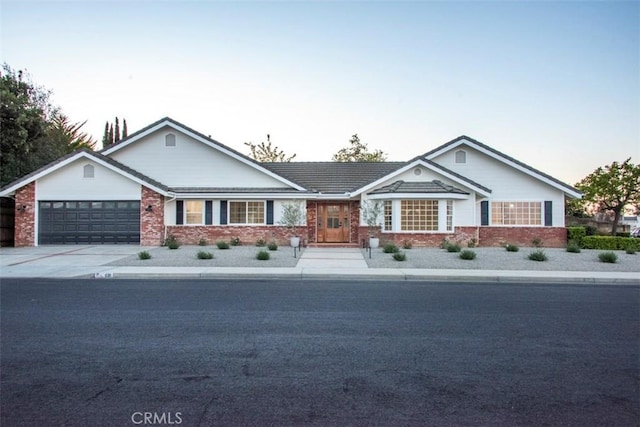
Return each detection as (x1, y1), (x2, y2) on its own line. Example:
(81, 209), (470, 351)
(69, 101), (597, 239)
(0, 149), (170, 197)
(369, 180), (469, 195)
(421, 135), (582, 198)
(262, 162), (407, 193)
(101, 117), (307, 191)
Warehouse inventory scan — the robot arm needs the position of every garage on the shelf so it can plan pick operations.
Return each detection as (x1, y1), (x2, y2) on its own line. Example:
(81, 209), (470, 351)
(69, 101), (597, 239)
(38, 201), (140, 244)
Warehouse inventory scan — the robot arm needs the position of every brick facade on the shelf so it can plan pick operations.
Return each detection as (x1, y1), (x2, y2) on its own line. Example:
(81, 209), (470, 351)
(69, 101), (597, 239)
(478, 226), (566, 248)
(140, 186), (165, 246)
(165, 225), (310, 247)
(14, 182), (35, 247)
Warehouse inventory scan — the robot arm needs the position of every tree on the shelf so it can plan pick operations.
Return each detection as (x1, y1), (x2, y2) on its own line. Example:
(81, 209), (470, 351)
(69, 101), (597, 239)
(332, 134), (387, 162)
(122, 119), (128, 139)
(244, 134), (296, 162)
(48, 113), (97, 152)
(102, 116), (128, 148)
(114, 117), (121, 143)
(576, 158), (640, 235)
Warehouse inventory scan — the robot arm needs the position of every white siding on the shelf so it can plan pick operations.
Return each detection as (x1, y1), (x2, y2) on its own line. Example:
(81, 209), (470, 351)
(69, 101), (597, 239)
(37, 159), (140, 200)
(109, 127), (290, 188)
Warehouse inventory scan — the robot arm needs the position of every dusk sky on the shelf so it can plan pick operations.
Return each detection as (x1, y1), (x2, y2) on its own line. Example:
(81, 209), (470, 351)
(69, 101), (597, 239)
(2, 1), (638, 186)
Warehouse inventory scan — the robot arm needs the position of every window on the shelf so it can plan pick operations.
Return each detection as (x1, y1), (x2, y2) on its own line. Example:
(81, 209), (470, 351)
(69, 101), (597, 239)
(455, 150), (466, 164)
(491, 202), (541, 225)
(83, 164), (94, 178)
(229, 201), (265, 224)
(186, 201), (203, 224)
(165, 133), (176, 147)
(401, 200), (438, 231)
(446, 200), (453, 231)
(384, 201), (393, 231)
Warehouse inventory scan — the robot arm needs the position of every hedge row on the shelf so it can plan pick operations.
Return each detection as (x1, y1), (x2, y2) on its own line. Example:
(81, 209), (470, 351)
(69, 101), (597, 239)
(582, 236), (639, 251)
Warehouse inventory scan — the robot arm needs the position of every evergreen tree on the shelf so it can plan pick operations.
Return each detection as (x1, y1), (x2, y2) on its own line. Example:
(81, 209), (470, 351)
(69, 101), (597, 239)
(102, 121), (110, 148)
(114, 117), (120, 143)
(122, 119), (128, 139)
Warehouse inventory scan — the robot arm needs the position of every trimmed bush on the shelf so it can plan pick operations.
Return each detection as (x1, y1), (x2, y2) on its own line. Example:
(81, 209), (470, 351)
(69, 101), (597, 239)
(402, 240), (413, 250)
(445, 243), (462, 253)
(165, 236), (180, 250)
(467, 238), (477, 248)
(267, 242), (278, 251)
(626, 247), (637, 255)
(532, 238), (543, 248)
(198, 238), (208, 246)
(528, 250), (548, 262)
(567, 227), (586, 246)
(256, 238), (267, 247)
(566, 242), (581, 253)
(216, 241), (230, 249)
(230, 237), (241, 246)
(582, 236), (639, 251)
(598, 252), (618, 263)
(383, 243), (400, 253)
(197, 251), (214, 260)
(459, 249), (476, 260)
(392, 251), (406, 261)
(505, 244), (519, 252)
(138, 251), (151, 260)
(256, 250), (270, 260)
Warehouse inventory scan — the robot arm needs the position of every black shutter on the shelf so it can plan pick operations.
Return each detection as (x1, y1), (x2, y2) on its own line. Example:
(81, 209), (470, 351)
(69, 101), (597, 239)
(205, 201), (213, 225)
(544, 201), (552, 226)
(480, 201), (489, 226)
(176, 200), (184, 225)
(266, 200), (274, 225)
(220, 200), (227, 225)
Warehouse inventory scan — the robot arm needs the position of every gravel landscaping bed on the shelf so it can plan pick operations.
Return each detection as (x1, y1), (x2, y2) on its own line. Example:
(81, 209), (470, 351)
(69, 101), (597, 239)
(107, 245), (301, 268)
(363, 247), (640, 272)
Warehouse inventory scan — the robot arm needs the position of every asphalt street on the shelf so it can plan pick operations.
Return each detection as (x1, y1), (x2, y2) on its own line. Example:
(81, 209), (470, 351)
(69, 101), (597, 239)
(1, 279), (638, 426)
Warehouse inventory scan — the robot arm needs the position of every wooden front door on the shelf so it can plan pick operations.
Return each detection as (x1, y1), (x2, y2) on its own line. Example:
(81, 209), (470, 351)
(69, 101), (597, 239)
(317, 203), (350, 243)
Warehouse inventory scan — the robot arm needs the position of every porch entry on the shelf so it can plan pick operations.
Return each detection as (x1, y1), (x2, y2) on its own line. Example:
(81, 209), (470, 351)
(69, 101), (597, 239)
(317, 203), (350, 243)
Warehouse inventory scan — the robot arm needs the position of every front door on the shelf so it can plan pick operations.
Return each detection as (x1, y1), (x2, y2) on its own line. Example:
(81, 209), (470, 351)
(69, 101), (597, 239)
(317, 203), (350, 243)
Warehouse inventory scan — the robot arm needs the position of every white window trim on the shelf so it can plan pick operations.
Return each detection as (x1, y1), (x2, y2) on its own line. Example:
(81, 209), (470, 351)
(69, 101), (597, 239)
(381, 199), (457, 233)
(228, 200), (266, 225)
(489, 200), (544, 227)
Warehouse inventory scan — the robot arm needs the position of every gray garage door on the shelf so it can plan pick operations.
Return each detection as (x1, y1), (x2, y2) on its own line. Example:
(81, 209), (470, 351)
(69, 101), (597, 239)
(39, 201), (140, 244)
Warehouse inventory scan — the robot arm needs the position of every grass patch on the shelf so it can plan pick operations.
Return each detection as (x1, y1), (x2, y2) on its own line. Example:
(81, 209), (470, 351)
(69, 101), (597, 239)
(256, 250), (270, 261)
(137, 251), (151, 260)
(528, 250), (548, 262)
(505, 244), (519, 252)
(445, 243), (461, 253)
(566, 242), (582, 253)
(197, 251), (214, 260)
(216, 241), (230, 249)
(392, 251), (406, 261)
(383, 243), (400, 253)
(598, 252), (618, 263)
(459, 249), (476, 260)
(267, 242), (278, 251)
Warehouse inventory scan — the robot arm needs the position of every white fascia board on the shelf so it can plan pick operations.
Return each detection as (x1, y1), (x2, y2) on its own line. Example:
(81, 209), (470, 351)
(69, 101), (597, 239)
(426, 138), (582, 198)
(368, 193), (469, 200)
(352, 159), (491, 198)
(103, 120), (306, 192)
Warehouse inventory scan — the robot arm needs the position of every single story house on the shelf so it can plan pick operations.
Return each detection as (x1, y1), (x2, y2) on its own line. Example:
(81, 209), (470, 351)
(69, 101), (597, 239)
(0, 117), (581, 248)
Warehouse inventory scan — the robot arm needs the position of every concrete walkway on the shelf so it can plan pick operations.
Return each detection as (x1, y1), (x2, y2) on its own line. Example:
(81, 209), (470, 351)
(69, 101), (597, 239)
(0, 245), (638, 284)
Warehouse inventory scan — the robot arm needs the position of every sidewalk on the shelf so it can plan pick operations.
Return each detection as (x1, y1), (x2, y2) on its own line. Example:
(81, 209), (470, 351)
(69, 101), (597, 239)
(0, 246), (638, 284)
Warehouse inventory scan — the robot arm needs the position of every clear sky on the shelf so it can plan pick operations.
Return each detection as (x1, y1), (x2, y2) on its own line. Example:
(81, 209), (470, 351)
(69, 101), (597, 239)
(1, 1), (638, 186)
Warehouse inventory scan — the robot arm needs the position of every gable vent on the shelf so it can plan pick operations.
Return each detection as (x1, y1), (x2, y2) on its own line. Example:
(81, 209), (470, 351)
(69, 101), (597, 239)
(165, 133), (176, 147)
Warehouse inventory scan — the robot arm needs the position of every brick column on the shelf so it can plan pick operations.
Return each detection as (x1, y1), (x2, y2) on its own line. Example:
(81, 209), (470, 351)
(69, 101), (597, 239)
(140, 186), (165, 246)
(15, 182), (35, 247)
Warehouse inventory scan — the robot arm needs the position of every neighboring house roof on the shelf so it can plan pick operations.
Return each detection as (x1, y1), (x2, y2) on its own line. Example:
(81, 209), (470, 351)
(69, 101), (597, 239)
(0, 149), (170, 197)
(262, 162), (407, 193)
(368, 180), (469, 195)
(420, 135), (582, 198)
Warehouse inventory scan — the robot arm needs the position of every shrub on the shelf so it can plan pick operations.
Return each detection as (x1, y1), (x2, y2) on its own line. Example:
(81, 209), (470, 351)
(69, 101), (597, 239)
(138, 251), (151, 260)
(616, 232), (631, 238)
(532, 238), (543, 248)
(467, 238), (477, 248)
(528, 250), (548, 262)
(439, 238), (449, 249)
(197, 251), (214, 260)
(445, 243), (461, 253)
(625, 247), (636, 255)
(230, 237), (241, 246)
(582, 236), (639, 251)
(198, 238), (208, 246)
(402, 240), (413, 250)
(256, 250), (270, 260)
(584, 226), (597, 236)
(459, 249), (476, 260)
(567, 227), (586, 246)
(165, 236), (180, 250)
(216, 241), (230, 249)
(256, 238), (267, 247)
(505, 244), (519, 252)
(566, 242), (582, 253)
(392, 251), (406, 261)
(267, 241), (278, 251)
(383, 243), (400, 253)
(598, 252), (618, 263)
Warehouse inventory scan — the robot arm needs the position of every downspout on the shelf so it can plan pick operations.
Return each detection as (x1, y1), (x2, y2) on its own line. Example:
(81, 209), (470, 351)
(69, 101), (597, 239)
(163, 192), (177, 244)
